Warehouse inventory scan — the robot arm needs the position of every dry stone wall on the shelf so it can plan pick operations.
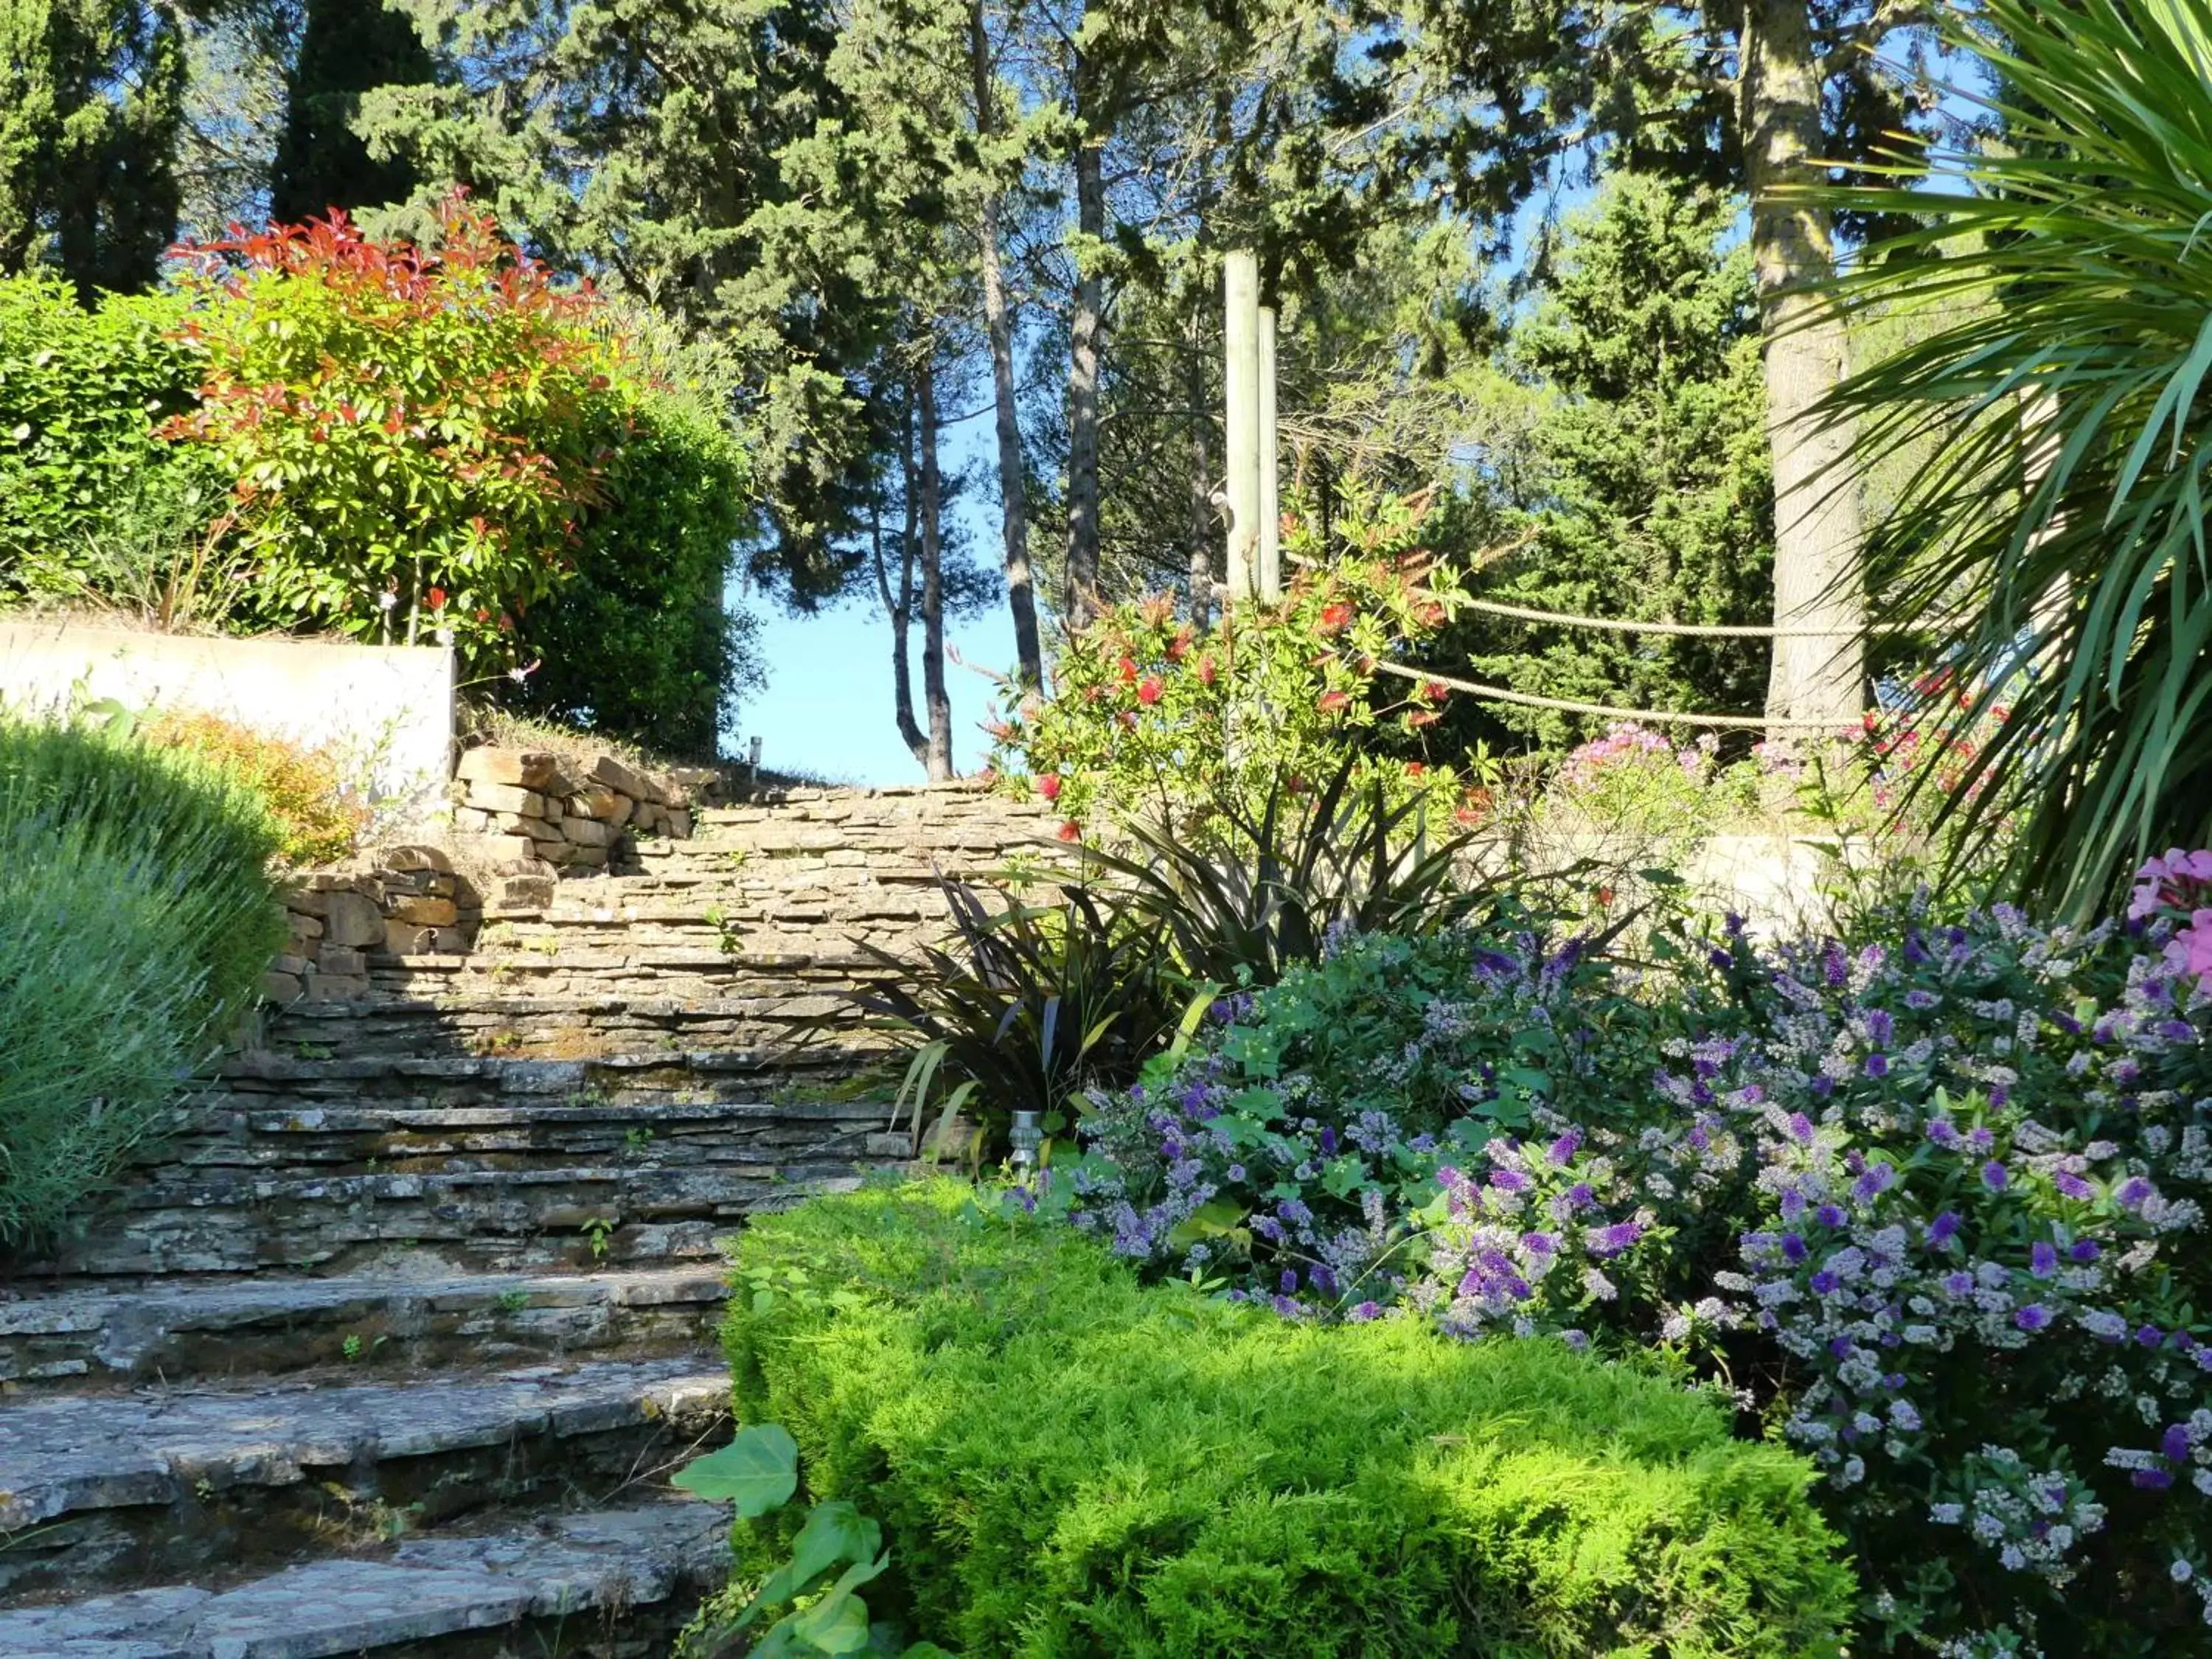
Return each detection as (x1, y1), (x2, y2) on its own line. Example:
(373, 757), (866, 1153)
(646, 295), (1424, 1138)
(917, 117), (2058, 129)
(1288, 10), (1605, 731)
(448, 745), (699, 872)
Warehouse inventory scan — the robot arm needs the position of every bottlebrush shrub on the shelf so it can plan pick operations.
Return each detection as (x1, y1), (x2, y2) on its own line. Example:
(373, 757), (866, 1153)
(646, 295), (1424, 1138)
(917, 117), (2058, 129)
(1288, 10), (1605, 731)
(989, 495), (1473, 837)
(1051, 865), (2212, 1657)
(161, 198), (616, 671)
(724, 1179), (1854, 1658)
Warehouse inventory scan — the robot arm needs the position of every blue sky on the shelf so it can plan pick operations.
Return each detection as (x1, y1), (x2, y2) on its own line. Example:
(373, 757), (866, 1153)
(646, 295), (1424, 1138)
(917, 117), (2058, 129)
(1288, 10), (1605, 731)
(737, 599), (1018, 787)
(732, 414), (1030, 786)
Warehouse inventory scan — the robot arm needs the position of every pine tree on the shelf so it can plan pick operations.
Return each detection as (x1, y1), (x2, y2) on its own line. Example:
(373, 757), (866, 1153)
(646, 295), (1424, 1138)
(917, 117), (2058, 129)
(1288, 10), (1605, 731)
(1449, 173), (1774, 748)
(269, 0), (430, 223)
(0, 0), (187, 295)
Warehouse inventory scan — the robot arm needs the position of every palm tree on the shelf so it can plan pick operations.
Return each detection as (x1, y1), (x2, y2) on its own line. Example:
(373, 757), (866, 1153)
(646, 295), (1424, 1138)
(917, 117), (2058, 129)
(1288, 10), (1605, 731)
(1815, 0), (2212, 915)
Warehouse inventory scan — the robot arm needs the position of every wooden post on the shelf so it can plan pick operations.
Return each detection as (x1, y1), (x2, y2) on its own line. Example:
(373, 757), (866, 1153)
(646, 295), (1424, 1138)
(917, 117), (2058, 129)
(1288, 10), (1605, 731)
(1224, 251), (1261, 605)
(1258, 303), (1281, 602)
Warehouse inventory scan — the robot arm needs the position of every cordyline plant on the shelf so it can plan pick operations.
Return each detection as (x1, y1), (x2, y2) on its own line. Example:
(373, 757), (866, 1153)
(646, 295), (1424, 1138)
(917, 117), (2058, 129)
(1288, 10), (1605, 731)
(1813, 0), (2212, 917)
(160, 193), (617, 669)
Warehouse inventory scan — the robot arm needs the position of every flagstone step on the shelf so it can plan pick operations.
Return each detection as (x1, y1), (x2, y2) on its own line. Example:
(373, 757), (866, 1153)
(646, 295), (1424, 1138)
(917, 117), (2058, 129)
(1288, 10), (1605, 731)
(0, 1266), (730, 1394)
(0, 1495), (728, 1658)
(30, 1161), (877, 1279)
(257, 990), (897, 1074)
(0, 1359), (728, 1599)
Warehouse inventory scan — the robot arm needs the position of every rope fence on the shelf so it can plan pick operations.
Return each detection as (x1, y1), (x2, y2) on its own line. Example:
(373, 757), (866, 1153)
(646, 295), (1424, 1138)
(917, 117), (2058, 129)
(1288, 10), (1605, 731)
(1364, 658), (1858, 733)
(1447, 594), (1918, 640)
(1276, 547), (1888, 731)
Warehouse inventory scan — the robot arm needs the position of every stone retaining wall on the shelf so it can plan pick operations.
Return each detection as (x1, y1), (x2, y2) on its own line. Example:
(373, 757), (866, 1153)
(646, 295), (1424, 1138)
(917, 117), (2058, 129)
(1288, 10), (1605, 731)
(448, 745), (700, 872)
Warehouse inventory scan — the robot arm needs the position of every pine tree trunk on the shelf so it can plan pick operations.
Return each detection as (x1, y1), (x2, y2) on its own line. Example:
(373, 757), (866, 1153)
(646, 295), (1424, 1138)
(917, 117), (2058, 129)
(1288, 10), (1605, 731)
(1065, 99), (1105, 625)
(883, 397), (927, 767)
(970, 1), (1043, 687)
(1742, 0), (1865, 726)
(918, 366), (956, 782)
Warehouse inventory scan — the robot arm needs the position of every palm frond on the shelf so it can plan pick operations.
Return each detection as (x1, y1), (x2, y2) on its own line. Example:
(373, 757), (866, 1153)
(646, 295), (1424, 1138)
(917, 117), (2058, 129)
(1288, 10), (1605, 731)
(1811, 0), (2212, 914)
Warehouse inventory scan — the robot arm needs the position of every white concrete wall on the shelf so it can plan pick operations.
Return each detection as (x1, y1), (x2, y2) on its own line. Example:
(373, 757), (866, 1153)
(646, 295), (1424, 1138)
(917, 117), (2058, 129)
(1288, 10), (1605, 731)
(0, 621), (452, 805)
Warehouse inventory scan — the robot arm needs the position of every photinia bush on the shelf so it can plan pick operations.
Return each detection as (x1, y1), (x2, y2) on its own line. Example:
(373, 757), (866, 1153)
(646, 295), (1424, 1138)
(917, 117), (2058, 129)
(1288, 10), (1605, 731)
(161, 196), (616, 670)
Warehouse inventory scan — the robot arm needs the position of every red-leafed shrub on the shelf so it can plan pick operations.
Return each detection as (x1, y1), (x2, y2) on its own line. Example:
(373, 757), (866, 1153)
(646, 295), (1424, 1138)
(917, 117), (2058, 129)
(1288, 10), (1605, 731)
(160, 195), (616, 670)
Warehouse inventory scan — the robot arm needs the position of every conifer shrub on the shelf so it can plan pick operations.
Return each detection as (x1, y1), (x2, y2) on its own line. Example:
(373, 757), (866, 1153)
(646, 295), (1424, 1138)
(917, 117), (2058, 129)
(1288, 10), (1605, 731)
(722, 1180), (1854, 1658)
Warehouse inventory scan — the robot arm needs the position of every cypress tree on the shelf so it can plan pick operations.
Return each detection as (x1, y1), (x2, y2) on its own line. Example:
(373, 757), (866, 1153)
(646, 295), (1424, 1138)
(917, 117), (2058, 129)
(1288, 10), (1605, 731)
(269, 0), (431, 224)
(0, 0), (186, 296)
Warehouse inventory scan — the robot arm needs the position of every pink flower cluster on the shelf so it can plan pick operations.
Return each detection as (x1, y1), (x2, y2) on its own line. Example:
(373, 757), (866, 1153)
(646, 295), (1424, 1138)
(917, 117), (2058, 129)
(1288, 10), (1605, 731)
(2130, 849), (2212, 992)
(1557, 723), (1709, 791)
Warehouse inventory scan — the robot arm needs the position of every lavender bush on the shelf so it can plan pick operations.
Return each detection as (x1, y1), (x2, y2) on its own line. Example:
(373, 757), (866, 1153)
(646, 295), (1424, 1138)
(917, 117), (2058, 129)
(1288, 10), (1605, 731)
(1043, 856), (2212, 1656)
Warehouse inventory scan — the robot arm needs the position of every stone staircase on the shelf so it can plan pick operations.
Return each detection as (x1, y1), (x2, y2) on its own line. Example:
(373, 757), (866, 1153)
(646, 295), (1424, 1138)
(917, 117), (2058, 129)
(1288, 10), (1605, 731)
(0, 783), (1057, 1658)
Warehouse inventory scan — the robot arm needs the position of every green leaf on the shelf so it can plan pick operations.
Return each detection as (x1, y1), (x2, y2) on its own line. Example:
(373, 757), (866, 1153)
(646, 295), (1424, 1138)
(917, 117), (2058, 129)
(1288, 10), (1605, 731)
(787, 1555), (890, 1653)
(670, 1422), (798, 1517)
(751, 1501), (883, 1613)
(1166, 1196), (1248, 1250)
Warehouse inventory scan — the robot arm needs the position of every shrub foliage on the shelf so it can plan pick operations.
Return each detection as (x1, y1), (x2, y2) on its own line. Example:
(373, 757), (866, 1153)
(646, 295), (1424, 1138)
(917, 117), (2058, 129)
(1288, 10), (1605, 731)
(721, 1180), (1854, 1659)
(0, 715), (284, 1245)
(1056, 867), (2212, 1655)
(0, 206), (758, 754)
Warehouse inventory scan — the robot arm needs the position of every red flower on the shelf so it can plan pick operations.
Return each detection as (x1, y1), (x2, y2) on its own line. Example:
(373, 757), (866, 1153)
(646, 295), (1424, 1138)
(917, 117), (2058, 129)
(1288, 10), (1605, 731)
(1197, 656), (1217, 686)
(1596, 886), (1615, 908)
(1057, 820), (1082, 843)
(1405, 761), (1425, 777)
(1118, 655), (1138, 685)
(1166, 627), (1193, 663)
(1137, 676), (1164, 706)
(426, 586), (447, 609)
(1404, 709), (1440, 728)
(1318, 602), (1354, 633)
(1317, 690), (1352, 714)
(1422, 681), (1450, 703)
(1038, 773), (1062, 802)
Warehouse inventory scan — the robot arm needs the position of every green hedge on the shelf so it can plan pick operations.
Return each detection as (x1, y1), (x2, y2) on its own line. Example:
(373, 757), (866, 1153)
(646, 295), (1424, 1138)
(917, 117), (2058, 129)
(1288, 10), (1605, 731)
(0, 272), (217, 601)
(0, 717), (284, 1245)
(722, 1181), (1855, 1658)
(502, 385), (760, 759)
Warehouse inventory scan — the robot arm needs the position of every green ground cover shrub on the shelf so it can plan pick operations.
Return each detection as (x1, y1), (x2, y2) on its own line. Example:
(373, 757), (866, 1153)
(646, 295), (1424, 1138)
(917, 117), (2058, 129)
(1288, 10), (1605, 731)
(0, 716), (284, 1245)
(722, 1180), (1854, 1659)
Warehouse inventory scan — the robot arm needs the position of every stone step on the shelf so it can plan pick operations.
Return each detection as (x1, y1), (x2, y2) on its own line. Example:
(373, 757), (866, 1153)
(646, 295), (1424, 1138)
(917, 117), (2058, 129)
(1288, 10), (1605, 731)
(0, 1495), (728, 1658)
(259, 991), (897, 1074)
(1, 1266), (730, 1394)
(234, 1035), (891, 1091)
(31, 1158), (888, 1278)
(201, 1060), (900, 1147)
(0, 1359), (728, 1599)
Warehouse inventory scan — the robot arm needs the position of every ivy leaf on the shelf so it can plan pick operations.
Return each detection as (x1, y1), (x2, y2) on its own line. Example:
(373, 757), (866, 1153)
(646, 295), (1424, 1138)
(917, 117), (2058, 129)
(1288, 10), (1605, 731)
(671, 1423), (798, 1516)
